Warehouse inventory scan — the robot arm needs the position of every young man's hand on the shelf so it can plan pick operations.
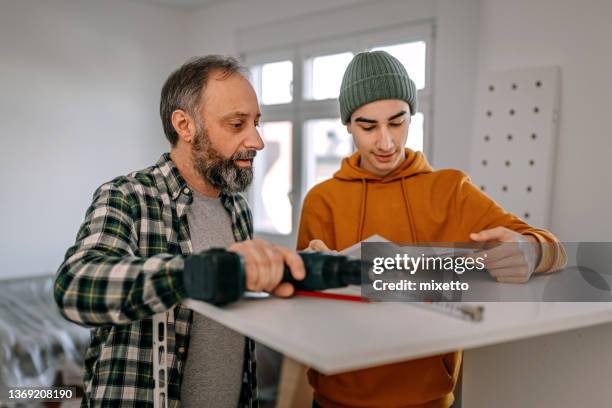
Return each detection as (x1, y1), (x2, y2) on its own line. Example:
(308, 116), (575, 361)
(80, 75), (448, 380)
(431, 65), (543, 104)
(228, 239), (305, 297)
(469, 227), (542, 283)
(306, 239), (337, 253)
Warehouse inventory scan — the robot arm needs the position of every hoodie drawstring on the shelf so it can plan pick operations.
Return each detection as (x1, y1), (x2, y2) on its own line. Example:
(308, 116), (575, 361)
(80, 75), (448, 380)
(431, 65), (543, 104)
(357, 178), (367, 242)
(358, 177), (417, 243)
(400, 177), (418, 243)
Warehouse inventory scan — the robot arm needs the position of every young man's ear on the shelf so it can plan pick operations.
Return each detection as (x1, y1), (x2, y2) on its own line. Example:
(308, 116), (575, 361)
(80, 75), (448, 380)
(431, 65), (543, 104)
(171, 109), (196, 144)
(345, 121), (353, 135)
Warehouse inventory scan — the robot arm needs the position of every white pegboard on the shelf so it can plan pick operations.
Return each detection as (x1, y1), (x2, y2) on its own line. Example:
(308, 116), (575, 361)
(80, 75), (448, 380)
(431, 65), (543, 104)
(469, 66), (560, 228)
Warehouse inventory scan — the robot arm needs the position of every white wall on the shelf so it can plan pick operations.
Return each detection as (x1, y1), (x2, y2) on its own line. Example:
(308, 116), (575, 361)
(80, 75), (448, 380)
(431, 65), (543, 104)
(477, 0), (612, 240)
(432, 0), (480, 171)
(0, 0), (189, 278)
(187, 0), (363, 55)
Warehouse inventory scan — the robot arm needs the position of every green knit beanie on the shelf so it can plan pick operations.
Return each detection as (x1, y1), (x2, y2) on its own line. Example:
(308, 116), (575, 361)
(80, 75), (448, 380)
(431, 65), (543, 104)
(339, 51), (417, 124)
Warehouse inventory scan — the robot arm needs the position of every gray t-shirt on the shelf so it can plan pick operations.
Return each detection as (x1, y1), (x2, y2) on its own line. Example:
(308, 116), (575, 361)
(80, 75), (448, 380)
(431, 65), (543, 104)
(181, 190), (246, 408)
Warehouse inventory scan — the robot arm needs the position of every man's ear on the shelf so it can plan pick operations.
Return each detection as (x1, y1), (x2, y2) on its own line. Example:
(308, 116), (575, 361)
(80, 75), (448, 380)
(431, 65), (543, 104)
(171, 109), (196, 144)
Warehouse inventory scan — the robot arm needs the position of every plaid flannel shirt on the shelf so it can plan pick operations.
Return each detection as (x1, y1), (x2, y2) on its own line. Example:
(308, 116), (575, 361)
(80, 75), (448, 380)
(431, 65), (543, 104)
(54, 153), (258, 407)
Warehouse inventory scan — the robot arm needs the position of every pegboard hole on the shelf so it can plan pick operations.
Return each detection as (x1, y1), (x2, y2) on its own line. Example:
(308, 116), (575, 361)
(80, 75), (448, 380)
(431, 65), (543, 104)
(526, 185), (532, 193)
(529, 159), (535, 166)
(486, 110), (492, 117)
(502, 185), (508, 192)
(488, 85), (495, 92)
(524, 211), (530, 219)
(507, 134), (513, 141)
(481, 159), (488, 166)
(509, 109), (515, 116)
(535, 80), (542, 87)
(505, 160), (511, 167)
(511, 83), (518, 90)
(533, 106), (540, 114)
(484, 135), (490, 142)
(480, 185), (486, 191)
(531, 133), (537, 140)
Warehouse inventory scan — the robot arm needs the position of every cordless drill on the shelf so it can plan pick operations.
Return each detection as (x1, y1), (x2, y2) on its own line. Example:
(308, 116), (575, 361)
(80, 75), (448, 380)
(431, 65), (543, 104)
(182, 248), (363, 305)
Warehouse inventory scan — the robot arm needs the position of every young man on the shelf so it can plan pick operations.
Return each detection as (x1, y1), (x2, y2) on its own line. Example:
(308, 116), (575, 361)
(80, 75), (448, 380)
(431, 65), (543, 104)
(55, 56), (304, 407)
(297, 51), (566, 408)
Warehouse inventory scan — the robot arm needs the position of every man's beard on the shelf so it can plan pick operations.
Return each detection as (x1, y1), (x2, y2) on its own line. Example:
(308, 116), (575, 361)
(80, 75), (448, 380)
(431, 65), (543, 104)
(191, 124), (256, 194)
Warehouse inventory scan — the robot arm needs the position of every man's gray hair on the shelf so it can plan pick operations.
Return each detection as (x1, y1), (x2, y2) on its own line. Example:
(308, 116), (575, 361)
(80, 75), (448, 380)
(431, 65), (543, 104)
(160, 55), (248, 146)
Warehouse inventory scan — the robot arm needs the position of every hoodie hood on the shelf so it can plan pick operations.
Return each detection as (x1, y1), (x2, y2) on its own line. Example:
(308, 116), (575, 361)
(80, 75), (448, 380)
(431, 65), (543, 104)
(331, 148), (433, 242)
(334, 148), (433, 182)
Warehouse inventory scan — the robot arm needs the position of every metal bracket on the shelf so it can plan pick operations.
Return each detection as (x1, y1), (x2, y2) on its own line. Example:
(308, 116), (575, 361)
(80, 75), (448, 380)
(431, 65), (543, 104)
(153, 310), (171, 408)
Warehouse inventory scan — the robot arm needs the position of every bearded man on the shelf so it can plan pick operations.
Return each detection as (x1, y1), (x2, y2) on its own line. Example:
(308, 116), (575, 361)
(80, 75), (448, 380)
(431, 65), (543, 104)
(54, 55), (305, 408)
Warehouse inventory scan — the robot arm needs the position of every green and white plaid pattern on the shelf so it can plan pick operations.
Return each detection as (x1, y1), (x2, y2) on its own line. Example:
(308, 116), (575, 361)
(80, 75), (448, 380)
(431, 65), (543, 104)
(54, 153), (257, 407)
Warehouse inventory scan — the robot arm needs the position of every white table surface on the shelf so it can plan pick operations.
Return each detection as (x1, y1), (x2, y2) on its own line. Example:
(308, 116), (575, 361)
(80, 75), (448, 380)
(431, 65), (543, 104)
(184, 274), (612, 374)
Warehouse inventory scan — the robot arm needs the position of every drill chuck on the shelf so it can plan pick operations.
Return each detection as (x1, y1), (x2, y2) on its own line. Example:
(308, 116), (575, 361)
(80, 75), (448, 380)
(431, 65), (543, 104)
(281, 252), (362, 291)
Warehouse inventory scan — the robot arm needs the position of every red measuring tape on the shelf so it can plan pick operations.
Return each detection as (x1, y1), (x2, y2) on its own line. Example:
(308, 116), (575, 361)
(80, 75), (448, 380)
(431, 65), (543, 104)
(293, 290), (370, 303)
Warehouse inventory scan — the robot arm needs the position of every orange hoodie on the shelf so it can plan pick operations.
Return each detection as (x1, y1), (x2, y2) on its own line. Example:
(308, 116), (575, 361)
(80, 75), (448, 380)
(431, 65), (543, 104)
(297, 148), (565, 408)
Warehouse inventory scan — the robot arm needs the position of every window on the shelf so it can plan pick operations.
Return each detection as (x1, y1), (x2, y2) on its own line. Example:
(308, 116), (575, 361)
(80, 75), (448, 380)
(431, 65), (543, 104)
(407, 112), (424, 152)
(250, 60), (293, 105)
(372, 42), (427, 90)
(304, 52), (354, 100)
(246, 24), (433, 243)
(251, 121), (292, 235)
(304, 118), (352, 190)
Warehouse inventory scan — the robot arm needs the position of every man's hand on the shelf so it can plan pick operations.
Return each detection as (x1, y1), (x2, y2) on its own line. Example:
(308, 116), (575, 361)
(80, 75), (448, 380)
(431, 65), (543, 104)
(228, 239), (305, 297)
(469, 227), (541, 283)
(305, 239), (337, 253)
